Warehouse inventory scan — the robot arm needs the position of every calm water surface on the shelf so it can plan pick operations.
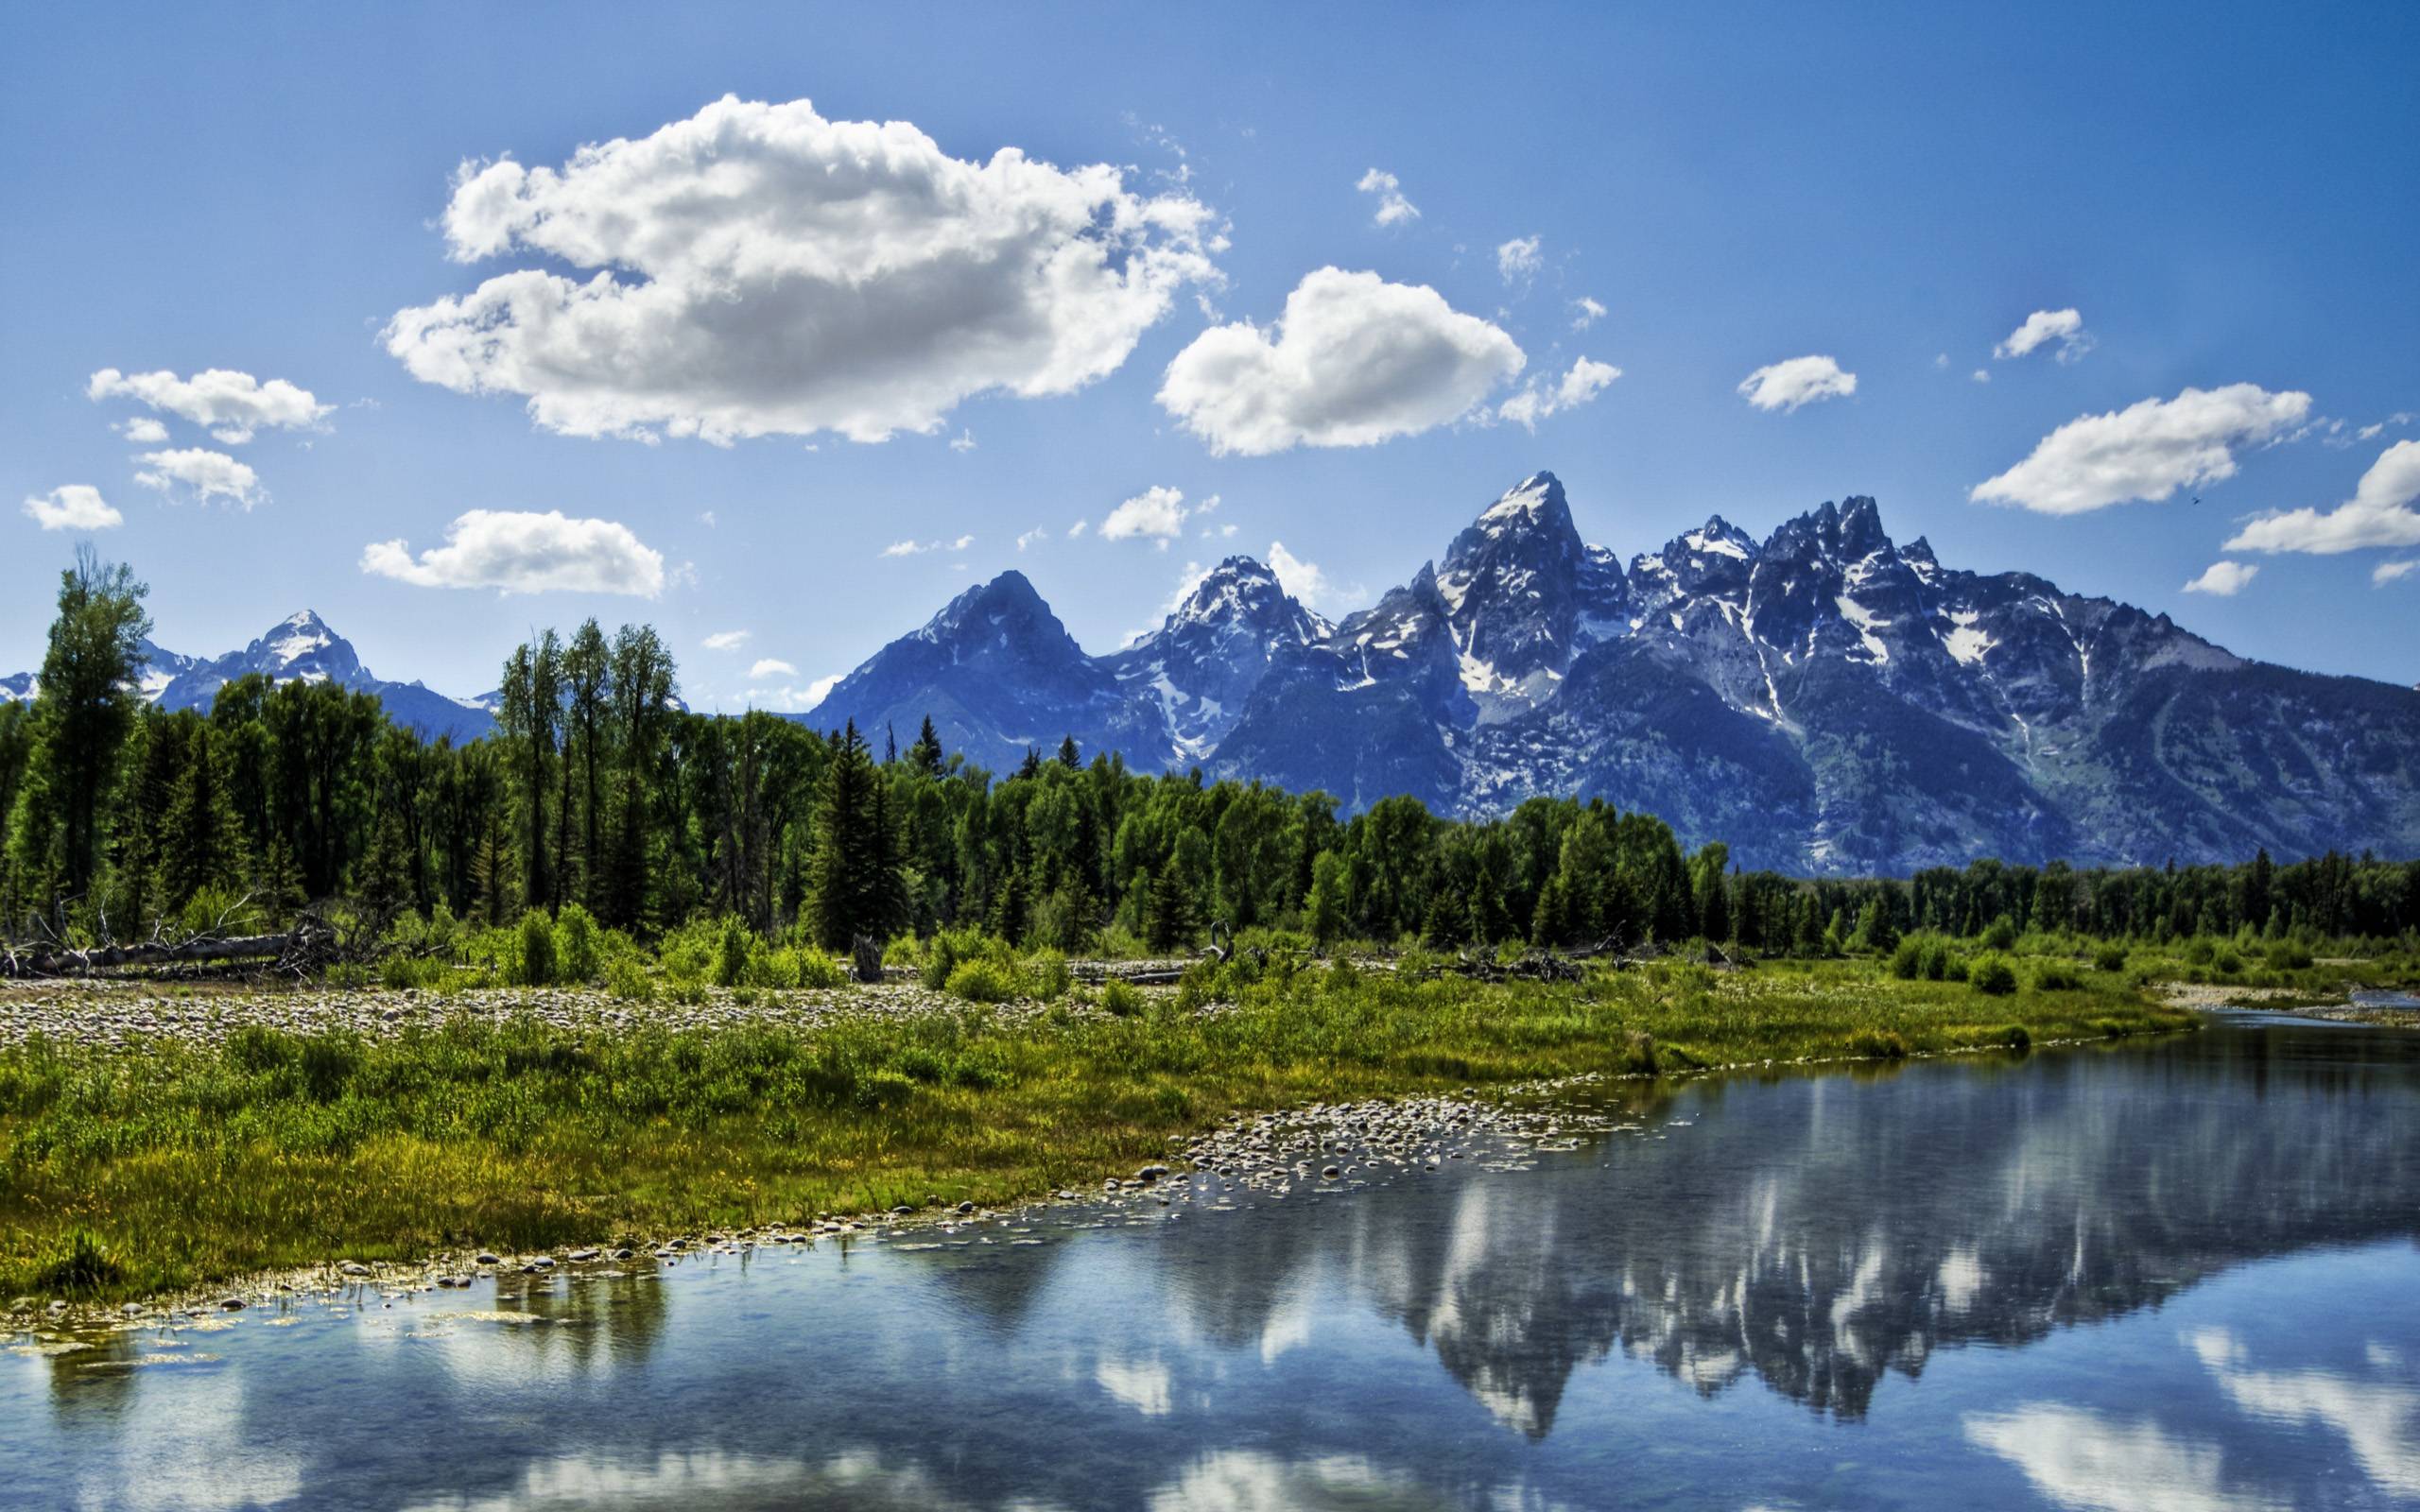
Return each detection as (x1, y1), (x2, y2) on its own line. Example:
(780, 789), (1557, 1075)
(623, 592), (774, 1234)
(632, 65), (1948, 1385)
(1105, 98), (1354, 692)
(7, 1017), (2418, 1510)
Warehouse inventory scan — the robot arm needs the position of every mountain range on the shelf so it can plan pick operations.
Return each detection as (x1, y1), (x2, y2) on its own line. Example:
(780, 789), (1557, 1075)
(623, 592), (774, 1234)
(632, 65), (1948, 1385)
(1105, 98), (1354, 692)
(809, 472), (2420, 873)
(0, 610), (495, 744)
(9, 471), (2414, 873)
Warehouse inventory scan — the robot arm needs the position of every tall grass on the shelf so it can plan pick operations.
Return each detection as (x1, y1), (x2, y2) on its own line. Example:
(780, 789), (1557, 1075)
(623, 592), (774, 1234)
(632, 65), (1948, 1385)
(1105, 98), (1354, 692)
(0, 955), (2204, 1302)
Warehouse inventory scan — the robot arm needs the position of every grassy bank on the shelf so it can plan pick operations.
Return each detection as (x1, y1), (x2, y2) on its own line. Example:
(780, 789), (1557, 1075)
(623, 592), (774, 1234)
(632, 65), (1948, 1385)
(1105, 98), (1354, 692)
(0, 952), (2212, 1303)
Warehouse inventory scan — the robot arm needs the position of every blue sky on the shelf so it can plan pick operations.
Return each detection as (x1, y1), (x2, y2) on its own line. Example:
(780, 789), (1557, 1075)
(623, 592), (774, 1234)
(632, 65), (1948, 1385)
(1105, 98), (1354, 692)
(6, 1), (2416, 705)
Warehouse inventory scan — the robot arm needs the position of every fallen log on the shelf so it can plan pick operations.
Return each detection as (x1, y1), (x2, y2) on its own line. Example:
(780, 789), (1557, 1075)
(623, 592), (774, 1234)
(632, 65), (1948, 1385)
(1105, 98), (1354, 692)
(0, 932), (295, 978)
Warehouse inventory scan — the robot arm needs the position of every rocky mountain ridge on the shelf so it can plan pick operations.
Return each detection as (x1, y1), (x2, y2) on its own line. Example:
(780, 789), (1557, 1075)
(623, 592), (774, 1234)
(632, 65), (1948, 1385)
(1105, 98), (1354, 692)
(810, 472), (2420, 873)
(1, 610), (494, 743)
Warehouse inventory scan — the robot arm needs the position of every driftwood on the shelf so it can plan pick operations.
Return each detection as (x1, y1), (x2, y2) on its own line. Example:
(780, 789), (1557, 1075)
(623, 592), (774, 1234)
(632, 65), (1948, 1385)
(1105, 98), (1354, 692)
(849, 934), (885, 985)
(0, 932), (296, 977)
(1, 890), (342, 980)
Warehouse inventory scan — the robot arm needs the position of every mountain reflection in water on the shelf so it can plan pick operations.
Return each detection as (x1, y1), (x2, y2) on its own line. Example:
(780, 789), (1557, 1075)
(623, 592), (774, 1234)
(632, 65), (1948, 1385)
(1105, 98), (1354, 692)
(5, 1019), (2416, 1511)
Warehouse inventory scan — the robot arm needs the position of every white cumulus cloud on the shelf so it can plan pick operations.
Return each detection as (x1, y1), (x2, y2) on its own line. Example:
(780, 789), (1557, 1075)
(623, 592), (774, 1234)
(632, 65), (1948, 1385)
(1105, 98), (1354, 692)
(22, 485), (123, 532)
(1570, 296), (1606, 331)
(1355, 168), (1419, 227)
(1993, 307), (2095, 364)
(2224, 439), (2420, 555)
(2375, 558), (2418, 585)
(702, 629), (751, 651)
(114, 417), (169, 444)
(1267, 540), (1331, 608)
(361, 509), (666, 595)
(1498, 355), (1620, 431)
(748, 658), (798, 679)
(1971, 384), (2312, 515)
(1157, 267), (1524, 455)
(88, 367), (330, 443)
(133, 448), (263, 507)
(2182, 560), (2258, 596)
(1737, 354), (1857, 412)
(383, 94), (1223, 446)
(1495, 235), (1542, 286)
(1100, 485), (1191, 543)
(1015, 525), (1048, 551)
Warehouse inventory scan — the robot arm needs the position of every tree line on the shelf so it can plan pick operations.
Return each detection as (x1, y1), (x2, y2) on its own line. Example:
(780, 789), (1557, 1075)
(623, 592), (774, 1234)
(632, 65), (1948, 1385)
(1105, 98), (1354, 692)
(4, 553), (2416, 958)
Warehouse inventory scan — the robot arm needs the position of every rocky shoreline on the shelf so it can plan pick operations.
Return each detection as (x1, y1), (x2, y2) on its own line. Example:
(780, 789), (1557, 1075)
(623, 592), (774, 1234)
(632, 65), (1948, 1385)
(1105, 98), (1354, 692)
(0, 976), (1079, 1050)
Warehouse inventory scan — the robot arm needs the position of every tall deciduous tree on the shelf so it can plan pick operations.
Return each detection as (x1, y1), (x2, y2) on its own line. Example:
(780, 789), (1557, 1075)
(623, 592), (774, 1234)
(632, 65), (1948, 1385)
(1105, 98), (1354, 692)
(18, 547), (151, 907)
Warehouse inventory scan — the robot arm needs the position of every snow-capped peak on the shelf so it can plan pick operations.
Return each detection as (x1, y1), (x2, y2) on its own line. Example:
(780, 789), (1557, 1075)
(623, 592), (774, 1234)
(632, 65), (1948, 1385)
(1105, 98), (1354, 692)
(1478, 471), (1568, 530)
(264, 610), (337, 667)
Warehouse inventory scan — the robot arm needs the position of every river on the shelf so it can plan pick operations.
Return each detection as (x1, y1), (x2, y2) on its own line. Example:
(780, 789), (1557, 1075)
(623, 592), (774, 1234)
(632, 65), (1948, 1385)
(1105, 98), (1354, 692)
(6, 1015), (2417, 1509)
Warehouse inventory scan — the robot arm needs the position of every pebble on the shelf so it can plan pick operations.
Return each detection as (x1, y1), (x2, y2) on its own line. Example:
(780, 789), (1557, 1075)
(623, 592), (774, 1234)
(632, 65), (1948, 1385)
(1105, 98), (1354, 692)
(0, 977), (1075, 1051)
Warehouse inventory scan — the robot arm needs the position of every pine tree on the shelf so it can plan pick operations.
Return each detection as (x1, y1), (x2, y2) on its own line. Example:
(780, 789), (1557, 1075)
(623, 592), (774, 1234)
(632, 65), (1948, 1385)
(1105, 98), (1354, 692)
(1144, 864), (1195, 954)
(164, 723), (244, 908)
(805, 722), (903, 950)
(907, 715), (944, 777)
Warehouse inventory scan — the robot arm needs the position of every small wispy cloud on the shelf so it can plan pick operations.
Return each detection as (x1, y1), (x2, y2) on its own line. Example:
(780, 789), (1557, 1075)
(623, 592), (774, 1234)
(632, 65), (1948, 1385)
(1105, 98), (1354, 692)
(880, 535), (975, 558)
(1356, 168), (1419, 227)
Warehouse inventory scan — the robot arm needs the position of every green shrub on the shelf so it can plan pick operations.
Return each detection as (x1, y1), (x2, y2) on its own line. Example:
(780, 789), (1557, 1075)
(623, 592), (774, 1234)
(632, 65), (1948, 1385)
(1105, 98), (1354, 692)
(2183, 936), (2218, 966)
(1945, 955), (1970, 983)
(33, 1228), (123, 1297)
(2265, 941), (2314, 971)
(945, 959), (1014, 1004)
(555, 904), (601, 984)
(2213, 948), (2243, 974)
(2000, 1024), (2031, 1051)
(605, 957), (655, 1002)
(1981, 915), (2019, 952)
(716, 917), (752, 988)
(380, 954), (445, 990)
(1970, 956), (2018, 996)
(1021, 949), (1071, 1001)
(2093, 944), (2129, 972)
(1099, 979), (1144, 1017)
(2032, 963), (2083, 992)
(790, 946), (846, 989)
(1889, 937), (1924, 980)
(1920, 940), (1952, 981)
(513, 910), (558, 987)
(922, 928), (989, 991)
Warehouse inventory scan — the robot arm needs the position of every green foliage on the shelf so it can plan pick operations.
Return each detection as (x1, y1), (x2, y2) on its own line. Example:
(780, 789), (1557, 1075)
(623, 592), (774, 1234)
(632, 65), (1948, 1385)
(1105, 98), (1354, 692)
(555, 903), (601, 984)
(1969, 956), (2018, 996)
(2032, 962), (2084, 992)
(605, 956), (655, 1002)
(0, 951), (2202, 1300)
(944, 958), (1013, 1004)
(716, 915), (752, 988)
(2093, 943), (2130, 972)
(1099, 979), (1145, 1017)
(513, 909), (558, 988)
(33, 1228), (123, 1297)
(1023, 949), (1072, 1002)
(1981, 915), (2019, 952)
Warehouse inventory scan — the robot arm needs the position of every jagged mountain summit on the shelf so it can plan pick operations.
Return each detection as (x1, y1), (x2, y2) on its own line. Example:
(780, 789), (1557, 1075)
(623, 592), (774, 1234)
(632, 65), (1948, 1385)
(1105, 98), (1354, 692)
(1103, 557), (1332, 761)
(807, 570), (1167, 768)
(809, 471), (2420, 873)
(1, 610), (493, 743)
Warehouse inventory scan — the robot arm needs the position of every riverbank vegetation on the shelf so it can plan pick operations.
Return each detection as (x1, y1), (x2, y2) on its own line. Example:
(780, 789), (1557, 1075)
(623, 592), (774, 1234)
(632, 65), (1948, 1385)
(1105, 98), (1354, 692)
(3, 949), (2211, 1303)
